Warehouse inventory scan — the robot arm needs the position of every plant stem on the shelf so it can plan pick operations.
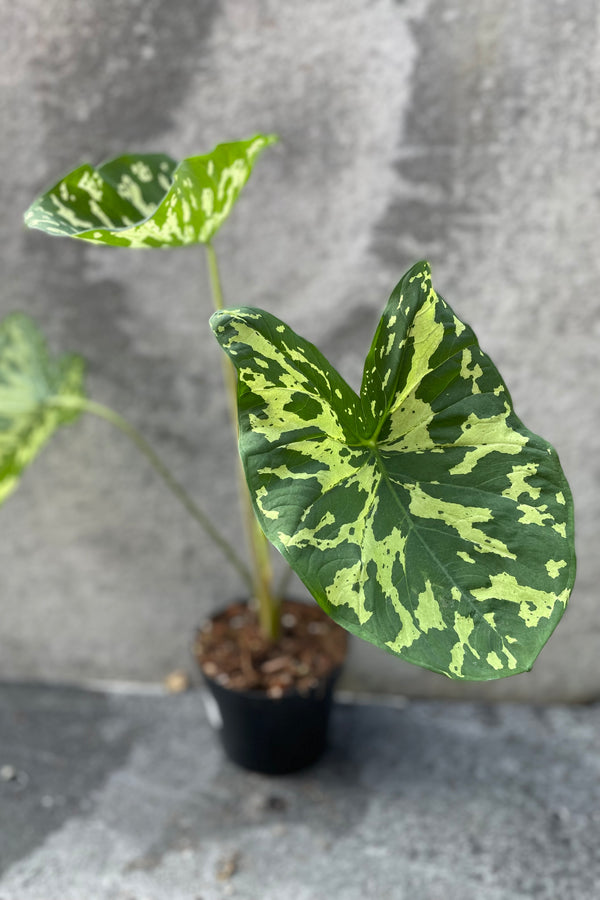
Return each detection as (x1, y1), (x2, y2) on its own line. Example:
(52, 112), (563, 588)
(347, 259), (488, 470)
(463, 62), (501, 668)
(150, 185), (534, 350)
(205, 241), (279, 640)
(49, 396), (253, 590)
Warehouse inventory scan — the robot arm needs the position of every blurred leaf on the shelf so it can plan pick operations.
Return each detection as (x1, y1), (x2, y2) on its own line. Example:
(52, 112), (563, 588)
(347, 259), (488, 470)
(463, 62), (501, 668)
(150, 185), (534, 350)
(0, 314), (85, 504)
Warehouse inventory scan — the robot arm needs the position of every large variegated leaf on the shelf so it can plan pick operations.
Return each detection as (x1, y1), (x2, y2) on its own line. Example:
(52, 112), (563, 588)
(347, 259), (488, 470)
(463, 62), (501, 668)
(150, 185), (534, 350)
(210, 262), (576, 680)
(24, 134), (277, 248)
(0, 314), (84, 504)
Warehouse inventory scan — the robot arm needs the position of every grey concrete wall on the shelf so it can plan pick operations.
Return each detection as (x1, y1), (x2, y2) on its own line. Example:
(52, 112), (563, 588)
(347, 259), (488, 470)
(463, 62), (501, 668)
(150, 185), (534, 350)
(1, 0), (597, 700)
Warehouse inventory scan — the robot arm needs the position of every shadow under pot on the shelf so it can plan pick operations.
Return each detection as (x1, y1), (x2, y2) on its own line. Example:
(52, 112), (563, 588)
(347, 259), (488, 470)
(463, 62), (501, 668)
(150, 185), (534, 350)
(195, 598), (348, 775)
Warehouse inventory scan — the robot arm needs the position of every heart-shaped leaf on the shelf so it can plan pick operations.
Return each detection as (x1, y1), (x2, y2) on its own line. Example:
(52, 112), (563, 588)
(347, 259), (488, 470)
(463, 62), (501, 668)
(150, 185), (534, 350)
(211, 262), (576, 680)
(24, 134), (278, 248)
(0, 314), (85, 504)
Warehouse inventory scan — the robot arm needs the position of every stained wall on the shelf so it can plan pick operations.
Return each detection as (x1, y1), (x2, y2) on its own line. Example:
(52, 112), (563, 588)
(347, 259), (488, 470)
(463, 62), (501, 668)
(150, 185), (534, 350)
(1, 0), (597, 699)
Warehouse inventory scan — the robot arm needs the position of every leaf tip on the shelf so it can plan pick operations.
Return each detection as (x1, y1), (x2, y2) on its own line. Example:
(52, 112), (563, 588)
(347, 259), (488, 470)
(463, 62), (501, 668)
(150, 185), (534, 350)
(408, 258), (432, 278)
(209, 309), (236, 341)
(208, 309), (225, 330)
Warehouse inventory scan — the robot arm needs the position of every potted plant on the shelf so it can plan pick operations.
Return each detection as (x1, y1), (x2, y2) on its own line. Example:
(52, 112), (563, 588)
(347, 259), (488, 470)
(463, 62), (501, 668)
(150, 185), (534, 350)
(4, 136), (575, 774)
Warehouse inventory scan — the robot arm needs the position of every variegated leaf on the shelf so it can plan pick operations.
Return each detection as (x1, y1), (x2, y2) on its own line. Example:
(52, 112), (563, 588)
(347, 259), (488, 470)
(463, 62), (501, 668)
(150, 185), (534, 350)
(24, 134), (277, 248)
(0, 314), (85, 504)
(210, 262), (576, 680)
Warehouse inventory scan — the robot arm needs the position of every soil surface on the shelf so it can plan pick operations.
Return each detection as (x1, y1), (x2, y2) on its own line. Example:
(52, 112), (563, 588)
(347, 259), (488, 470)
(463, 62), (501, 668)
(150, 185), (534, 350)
(195, 599), (348, 698)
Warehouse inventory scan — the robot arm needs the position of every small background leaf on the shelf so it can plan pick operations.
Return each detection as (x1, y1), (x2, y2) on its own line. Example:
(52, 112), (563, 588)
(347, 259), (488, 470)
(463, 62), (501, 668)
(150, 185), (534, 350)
(24, 134), (278, 248)
(211, 263), (576, 681)
(0, 314), (85, 505)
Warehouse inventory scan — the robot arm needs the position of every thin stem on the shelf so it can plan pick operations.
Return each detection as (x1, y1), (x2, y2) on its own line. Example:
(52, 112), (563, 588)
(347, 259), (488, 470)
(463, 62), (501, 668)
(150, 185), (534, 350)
(49, 396), (253, 589)
(205, 241), (279, 640)
(206, 241), (225, 311)
(206, 242), (240, 434)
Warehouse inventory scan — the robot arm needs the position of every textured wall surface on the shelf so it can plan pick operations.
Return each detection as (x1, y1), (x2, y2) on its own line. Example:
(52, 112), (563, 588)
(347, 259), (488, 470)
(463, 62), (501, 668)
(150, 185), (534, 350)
(1, 0), (597, 699)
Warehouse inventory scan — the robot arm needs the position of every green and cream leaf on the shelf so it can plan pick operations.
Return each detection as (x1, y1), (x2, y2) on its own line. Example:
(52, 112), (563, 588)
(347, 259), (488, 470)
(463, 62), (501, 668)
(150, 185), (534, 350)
(210, 262), (576, 681)
(24, 134), (278, 248)
(0, 314), (85, 505)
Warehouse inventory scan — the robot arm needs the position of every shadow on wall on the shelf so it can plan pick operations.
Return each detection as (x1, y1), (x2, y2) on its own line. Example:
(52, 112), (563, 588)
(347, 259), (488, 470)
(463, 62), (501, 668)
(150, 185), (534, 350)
(30, 0), (220, 169)
(374, 2), (521, 273)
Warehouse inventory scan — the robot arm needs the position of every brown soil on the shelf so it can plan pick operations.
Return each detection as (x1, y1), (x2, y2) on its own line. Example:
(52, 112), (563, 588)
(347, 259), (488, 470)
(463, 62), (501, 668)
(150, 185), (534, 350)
(194, 599), (348, 698)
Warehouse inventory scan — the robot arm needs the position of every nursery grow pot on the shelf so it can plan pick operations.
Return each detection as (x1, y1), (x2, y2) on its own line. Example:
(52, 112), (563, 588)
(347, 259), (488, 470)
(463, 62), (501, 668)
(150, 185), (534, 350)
(195, 599), (347, 775)
(201, 664), (342, 775)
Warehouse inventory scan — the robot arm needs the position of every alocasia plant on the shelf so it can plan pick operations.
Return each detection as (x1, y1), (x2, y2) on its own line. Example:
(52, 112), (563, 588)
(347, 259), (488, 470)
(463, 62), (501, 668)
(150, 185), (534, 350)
(8, 136), (575, 680)
(210, 261), (575, 679)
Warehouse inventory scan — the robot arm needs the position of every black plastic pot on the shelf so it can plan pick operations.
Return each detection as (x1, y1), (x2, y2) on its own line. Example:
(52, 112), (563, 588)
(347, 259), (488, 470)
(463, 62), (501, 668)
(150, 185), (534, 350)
(201, 663), (342, 776)
(202, 656), (340, 775)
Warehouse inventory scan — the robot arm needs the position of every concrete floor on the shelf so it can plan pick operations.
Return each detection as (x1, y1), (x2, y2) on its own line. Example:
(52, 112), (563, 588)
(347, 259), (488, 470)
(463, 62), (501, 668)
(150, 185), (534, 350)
(0, 683), (599, 899)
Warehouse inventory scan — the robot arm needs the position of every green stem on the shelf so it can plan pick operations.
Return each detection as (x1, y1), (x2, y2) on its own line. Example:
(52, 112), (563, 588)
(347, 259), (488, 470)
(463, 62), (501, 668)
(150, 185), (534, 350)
(205, 241), (279, 640)
(205, 241), (225, 311)
(49, 396), (253, 590)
